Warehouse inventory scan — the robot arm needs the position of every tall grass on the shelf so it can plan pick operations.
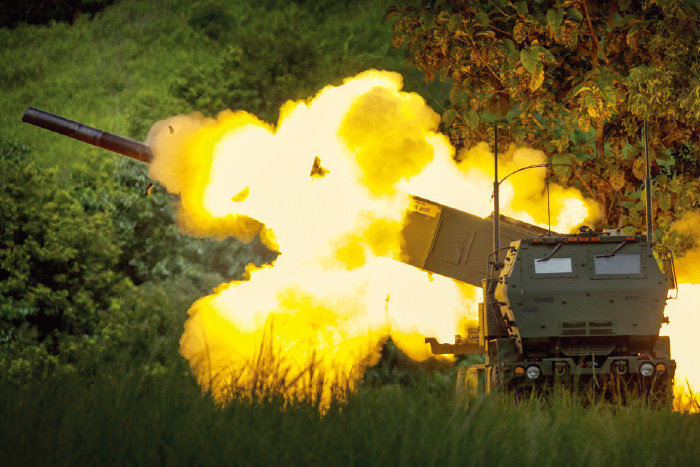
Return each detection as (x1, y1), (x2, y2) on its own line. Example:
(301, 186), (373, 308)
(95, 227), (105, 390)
(1, 362), (698, 466)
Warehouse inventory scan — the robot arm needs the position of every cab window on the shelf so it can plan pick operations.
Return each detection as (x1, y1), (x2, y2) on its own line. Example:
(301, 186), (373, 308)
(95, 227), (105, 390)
(594, 254), (641, 275)
(534, 257), (572, 274)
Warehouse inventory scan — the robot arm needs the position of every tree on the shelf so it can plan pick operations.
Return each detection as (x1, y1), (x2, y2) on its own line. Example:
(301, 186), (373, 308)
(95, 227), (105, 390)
(390, 0), (699, 242)
(0, 140), (275, 382)
(0, 140), (134, 381)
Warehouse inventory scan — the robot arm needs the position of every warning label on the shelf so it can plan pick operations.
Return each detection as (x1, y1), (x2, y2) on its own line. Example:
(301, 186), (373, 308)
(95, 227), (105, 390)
(410, 199), (439, 217)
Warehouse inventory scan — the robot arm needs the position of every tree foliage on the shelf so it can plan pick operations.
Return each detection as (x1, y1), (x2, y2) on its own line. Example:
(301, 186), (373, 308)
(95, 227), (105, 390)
(0, 141), (129, 340)
(390, 0), (699, 241)
(0, 140), (274, 382)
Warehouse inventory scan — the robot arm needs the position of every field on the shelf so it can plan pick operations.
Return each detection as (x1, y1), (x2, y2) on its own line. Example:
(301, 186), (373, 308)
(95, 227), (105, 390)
(1, 0), (698, 465)
(1, 365), (698, 466)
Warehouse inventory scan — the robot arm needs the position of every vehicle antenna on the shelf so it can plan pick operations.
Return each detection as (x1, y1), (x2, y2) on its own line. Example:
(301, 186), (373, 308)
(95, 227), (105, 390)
(546, 167), (551, 233)
(644, 120), (653, 244)
(493, 124), (499, 261)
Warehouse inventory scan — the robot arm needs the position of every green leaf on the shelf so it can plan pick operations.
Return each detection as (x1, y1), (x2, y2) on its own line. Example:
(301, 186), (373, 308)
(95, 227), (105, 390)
(475, 11), (489, 27)
(503, 38), (516, 54)
(420, 12), (436, 30)
(462, 109), (480, 129)
(511, 125), (527, 140)
(541, 47), (556, 64)
(668, 178), (683, 194)
(504, 103), (521, 122)
(566, 8), (583, 21)
(657, 191), (672, 212)
(546, 8), (563, 31)
(552, 153), (572, 178)
(448, 87), (463, 105)
(552, 153), (571, 165)
(569, 128), (595, 145)
(656, 155), (674, 171)
(506, 49), (520, 67)
(448, 13), (463, 32)
(613, 13), (628, 27)
(621, 143), (634, 160)
(620, 201), (636, 210)
(442, 109), (459, 126)
(529, 61), (545, 91)
(516, 1), (529, 14)
(479, 110), (499, 123)
(520, 47), (539, 73)
(532, 111), (546, 127)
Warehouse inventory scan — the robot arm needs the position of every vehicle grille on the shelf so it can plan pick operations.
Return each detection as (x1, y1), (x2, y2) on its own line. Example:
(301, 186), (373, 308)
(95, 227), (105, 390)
(560, 321), (615, 336)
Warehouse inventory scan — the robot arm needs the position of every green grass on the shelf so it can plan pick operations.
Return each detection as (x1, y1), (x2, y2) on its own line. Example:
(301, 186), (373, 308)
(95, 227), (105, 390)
(1, 366), (698, 466)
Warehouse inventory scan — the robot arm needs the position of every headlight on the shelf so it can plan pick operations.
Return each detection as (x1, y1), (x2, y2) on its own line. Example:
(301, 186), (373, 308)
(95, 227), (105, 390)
(514, 366), (525, 377)
(640, 362), (654, 377)
(526, 365), (541, 379)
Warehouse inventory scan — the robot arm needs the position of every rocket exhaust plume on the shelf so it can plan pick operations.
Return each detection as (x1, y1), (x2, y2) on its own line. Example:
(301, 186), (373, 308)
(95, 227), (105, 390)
(661, 210), (700, 411)
(144, 70), (608, 406)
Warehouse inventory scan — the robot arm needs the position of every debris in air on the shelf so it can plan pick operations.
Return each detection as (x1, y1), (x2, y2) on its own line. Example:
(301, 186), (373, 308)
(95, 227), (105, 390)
(231, 186), (250, 202)
(310, 156), (329, 178)
(169, 125), (174, 134)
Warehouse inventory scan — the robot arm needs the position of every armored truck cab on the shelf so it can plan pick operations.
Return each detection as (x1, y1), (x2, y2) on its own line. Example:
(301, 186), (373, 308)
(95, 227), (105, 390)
(487, 233), (675, 395)
(403, 197), (676, 399)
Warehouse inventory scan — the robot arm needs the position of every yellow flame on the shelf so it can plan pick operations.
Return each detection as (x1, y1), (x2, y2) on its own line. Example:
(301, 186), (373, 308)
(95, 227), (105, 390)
(147, 70), (602, 406)
(663, 283), (700, 413)
(662, 210), (700, 411)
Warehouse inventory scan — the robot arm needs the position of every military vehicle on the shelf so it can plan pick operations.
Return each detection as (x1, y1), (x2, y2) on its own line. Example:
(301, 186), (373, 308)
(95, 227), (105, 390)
(403, 197), (677, 401)
(402, 123), (677, 401)
(23, 106), (677, 401)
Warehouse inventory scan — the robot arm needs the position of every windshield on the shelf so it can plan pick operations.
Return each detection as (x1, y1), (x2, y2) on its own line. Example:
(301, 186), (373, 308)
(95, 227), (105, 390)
(594, 254), (641, 274)
(534, 257), (572, 274)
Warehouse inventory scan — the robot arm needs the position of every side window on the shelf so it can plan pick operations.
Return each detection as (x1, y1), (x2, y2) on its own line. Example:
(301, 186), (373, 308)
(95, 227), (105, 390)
(594, 254), (641, 275)
(534, 257), (572, 274)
